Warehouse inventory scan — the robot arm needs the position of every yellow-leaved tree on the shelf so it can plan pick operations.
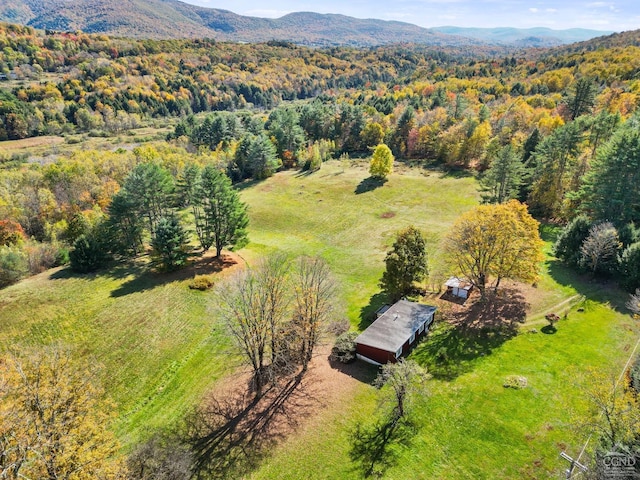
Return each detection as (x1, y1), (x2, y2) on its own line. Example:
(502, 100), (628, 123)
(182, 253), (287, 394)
(369, 144), (394, 180)
(444, 200), (544, 298)
(0, 348), (123, 479)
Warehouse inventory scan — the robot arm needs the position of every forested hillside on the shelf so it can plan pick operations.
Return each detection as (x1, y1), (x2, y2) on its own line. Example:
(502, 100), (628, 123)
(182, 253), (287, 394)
(0, 0), (475, 46)
(1, 22), (639, 278)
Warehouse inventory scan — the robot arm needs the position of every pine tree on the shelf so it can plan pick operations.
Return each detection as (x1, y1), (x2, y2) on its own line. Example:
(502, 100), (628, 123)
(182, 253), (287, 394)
(194, 166), (249, 257)
(578, 119), (640, 226)
(151, 215), (190, 271)
(481, 144), (525, 204)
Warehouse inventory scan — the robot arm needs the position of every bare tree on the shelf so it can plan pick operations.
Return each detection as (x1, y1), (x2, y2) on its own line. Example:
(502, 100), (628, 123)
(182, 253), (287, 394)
(218, 254), (292, 396)
(218, 254), (339, 393)
(291, 256), (337, 371)
(374, 359), (428, 420)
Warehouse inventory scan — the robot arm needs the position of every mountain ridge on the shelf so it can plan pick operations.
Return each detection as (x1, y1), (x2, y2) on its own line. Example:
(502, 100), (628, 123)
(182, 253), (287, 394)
(0, 0), (612, 47)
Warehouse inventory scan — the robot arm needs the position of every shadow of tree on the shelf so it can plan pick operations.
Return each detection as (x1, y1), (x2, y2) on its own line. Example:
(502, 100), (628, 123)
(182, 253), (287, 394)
(349, 417), (416, 478)
(110, 253), (239, 298)
(184, 373), (317, 479)
(355, 177), (386, 195)
(358, 292), (390, 330)
(328, 357), (379, 384)
(48, 261), (136, 281)
(541, 325), (557, 334)
(411, 288), (527, 380)
(546, 259), (629, 313)
(438, 168), (474, 179)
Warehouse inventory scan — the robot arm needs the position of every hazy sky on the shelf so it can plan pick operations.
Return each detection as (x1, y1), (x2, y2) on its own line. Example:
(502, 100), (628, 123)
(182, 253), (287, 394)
(182, 0), (639, 31)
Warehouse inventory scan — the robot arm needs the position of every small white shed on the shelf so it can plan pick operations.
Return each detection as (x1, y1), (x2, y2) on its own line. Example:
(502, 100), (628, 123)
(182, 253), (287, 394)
(445, 277), (473, 299)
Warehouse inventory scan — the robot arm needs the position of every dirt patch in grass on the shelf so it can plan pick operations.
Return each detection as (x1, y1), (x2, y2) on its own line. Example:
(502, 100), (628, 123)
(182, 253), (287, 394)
(380, 211), (396, 219)
(187, 345), (377, 477)
(155, 250), (244, 282)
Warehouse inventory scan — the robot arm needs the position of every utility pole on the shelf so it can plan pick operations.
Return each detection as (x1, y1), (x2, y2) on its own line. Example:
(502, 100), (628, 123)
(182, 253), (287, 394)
(560, 451), (588, 479)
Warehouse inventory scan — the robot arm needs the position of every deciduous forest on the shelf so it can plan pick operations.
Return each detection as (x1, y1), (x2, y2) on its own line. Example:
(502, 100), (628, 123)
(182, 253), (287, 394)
(1, 20), (640, 479)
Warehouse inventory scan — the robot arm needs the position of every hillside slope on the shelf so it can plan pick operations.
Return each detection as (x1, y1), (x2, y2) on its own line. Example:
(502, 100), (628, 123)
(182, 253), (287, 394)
(0, 0), (609, 47)
(0, 0), (471, 46)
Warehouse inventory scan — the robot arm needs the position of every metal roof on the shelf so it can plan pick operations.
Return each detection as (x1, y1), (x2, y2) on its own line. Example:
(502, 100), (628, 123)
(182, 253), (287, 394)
(355, 299), (437, 353)
(445, 276), (473, 290)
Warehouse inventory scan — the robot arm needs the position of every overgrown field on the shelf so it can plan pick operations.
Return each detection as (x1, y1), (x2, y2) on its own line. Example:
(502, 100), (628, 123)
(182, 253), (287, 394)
(0, 160), (636, 478)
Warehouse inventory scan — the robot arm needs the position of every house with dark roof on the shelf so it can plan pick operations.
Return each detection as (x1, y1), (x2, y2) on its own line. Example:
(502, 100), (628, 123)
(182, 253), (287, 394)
(355, 299), (436, 365)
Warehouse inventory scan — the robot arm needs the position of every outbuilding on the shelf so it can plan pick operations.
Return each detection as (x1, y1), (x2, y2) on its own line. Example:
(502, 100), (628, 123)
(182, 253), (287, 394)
(355, 299), (436, 365)
(445, 276), (473, 299)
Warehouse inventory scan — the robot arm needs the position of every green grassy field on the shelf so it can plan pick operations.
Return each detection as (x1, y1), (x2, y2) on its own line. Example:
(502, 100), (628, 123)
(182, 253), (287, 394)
(0, 160), (636, 478)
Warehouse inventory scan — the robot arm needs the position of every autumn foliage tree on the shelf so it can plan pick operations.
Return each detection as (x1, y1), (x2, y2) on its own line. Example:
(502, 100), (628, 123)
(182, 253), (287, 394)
(444, 200), (544, 298)
(0, 348), (122, 479)
(369, 144), (394, 180)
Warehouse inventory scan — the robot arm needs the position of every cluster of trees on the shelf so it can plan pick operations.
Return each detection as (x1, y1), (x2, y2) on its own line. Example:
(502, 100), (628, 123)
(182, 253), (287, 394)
(379, 201), (544, 303)
(554, 215), (640, 291)
(73, 160), (248, 272)
(218, 254), (337, 396)
(0, 144), (248, 285)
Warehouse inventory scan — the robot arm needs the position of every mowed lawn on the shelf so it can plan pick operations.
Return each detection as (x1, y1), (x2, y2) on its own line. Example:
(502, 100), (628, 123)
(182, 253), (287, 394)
(241, 160), (480, 321)
(251, 300), (637, 479)
(0, 160), (479, 449)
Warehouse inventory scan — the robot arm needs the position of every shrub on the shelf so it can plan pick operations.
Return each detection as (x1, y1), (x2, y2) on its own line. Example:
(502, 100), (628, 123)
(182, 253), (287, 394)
(327, 318), (351, 336)
(0, 245), (28, 288)
(330, 331), (358, 364)
(188, 274), (215, 291)
(25, 241), (62, 274)
(503, 375), (527, 389)
(545, 313), (560, 327)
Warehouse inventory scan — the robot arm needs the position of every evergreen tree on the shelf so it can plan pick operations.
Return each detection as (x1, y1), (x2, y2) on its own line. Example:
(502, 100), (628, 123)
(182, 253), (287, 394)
(480, 144), (525, 204)
(176, 162), (201, 208)
(151, 215), (190, 271)
(106, 191), (145, 256)
(578, 119), (640, 226)
(69, 231), (111, 273)
(565, 77), (596, 120)
(232, 133), (281, 181)
(620, 242), (640, 292)
(528, 121), (585, 218)
(123, 162), (175, 235)
(267, 107), (306, 159)
(194, 166), (249, 257)
(553, 215), (592, 267)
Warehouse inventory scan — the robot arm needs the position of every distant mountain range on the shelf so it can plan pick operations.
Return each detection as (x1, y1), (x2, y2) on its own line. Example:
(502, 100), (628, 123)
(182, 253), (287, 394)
(0, 0), (612, 47)
(433, 26), (614, 47)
